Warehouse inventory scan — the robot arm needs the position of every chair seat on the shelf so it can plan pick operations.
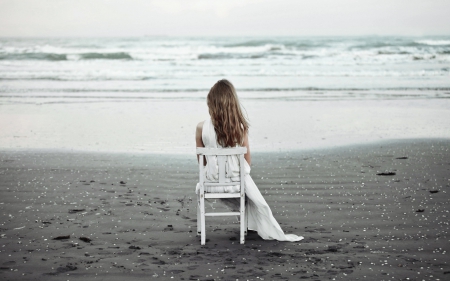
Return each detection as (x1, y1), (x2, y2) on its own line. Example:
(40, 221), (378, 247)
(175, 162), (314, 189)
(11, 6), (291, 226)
(204, 193), (242, 199)
(204, 182), (240, 186)
(205, 212), (240, 217)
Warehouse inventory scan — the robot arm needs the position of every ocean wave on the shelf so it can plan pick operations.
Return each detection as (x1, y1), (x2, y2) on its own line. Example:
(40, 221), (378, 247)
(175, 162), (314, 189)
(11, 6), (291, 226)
(350, 41), (421, 50)
(2, 87), (450, 94)
(0, 51), (133, 61)
(223, 39), (324, 50)
(1, 68), (448, 81)
(377, 50), (411, 55)
(79, 52), (132, 60)
(0, 76), (155, 81)
(224, 39), (277, 47)
(0, 53), (68, 61)
(1, 42), (448, 63)
(198, 53), (265, 60)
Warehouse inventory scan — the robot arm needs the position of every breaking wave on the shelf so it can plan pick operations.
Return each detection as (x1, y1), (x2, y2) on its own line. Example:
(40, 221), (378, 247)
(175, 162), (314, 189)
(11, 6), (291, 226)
(0, 52), (133, 61)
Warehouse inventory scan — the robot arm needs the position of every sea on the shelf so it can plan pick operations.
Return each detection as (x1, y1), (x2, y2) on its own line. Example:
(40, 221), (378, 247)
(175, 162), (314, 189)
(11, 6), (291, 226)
(1, 36), (450, 153)
(1, 36), (449, 101)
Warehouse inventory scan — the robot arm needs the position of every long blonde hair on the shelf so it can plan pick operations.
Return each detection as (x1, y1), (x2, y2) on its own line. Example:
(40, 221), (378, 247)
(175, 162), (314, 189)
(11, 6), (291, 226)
(207, 79), (249, 147)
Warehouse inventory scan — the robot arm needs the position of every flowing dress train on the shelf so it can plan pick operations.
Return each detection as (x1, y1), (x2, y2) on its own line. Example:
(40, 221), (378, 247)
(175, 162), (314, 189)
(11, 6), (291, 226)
(196, 119), (304, 242)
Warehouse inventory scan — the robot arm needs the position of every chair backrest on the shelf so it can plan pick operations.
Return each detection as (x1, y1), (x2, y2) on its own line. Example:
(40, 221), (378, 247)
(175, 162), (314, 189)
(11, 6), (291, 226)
(196, 147), (247, 194)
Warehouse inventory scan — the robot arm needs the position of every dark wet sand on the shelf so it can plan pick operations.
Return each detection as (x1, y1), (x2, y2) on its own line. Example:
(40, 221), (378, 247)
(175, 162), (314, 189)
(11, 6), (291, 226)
(1, 139), (449, 281)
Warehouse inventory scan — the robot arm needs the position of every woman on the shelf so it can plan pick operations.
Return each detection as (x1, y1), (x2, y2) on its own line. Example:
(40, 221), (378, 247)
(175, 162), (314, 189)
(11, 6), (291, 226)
(196, 79), (303, 242)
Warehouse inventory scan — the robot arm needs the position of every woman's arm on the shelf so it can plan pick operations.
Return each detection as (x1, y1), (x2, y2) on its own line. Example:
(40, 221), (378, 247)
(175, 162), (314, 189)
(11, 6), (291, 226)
(195, 121), (205, 163)
(243, 131), (251, 166)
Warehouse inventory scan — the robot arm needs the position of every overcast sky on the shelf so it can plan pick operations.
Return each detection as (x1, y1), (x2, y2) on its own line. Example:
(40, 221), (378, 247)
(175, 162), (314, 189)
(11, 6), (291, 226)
(1, 0), (449, 37)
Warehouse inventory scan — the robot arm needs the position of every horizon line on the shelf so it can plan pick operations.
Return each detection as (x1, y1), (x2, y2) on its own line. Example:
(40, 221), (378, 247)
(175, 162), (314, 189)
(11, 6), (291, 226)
(1, 34), (450, 39)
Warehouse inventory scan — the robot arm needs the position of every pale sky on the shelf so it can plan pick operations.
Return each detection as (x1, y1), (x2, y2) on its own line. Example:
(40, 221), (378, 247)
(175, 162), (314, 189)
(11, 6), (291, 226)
(1, 0), (449, 37)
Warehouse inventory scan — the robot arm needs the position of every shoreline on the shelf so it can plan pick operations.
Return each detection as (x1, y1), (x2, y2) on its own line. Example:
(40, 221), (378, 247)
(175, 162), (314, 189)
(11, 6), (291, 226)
(0, 137), (449, 156)
(1, 139), (449, 280)
(1, 98), (450, 154)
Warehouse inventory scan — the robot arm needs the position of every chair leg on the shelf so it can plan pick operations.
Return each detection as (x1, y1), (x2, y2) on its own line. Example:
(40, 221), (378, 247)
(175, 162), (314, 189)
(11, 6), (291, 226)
(245, 204), (248, 236)
(240, 214), (245, 244)
(240, 196), (245, 244)
(197, 194), (200, 235)
(200, 194), (206, 245)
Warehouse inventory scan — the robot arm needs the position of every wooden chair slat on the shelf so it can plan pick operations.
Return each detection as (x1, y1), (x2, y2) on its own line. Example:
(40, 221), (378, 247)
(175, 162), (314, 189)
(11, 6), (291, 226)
(204, 182), (240, 187)
(205, 193), (241, 199)
(218, 155), (226, 183)
(205, 212), (240, 217)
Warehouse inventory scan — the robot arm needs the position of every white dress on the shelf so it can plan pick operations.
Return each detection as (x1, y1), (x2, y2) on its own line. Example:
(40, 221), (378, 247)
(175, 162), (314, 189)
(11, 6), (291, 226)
(196, 119), (304, 242)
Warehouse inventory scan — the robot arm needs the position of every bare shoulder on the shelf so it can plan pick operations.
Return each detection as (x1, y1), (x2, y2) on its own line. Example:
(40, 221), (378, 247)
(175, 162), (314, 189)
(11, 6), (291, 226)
(196, 121), (205, 135)
(196, 121), (205, 130)
(196, 121), (205, 147)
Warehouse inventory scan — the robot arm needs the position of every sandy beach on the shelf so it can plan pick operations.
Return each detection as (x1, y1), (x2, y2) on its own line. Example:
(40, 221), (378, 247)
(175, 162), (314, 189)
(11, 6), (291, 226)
(1, 139), (449, 280)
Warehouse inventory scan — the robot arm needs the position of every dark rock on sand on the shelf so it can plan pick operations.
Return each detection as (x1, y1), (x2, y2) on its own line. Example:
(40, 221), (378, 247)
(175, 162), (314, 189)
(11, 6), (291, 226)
(68, 209), (85, 214)
(377, 172), (396, 176)
(79, 237), (92, 243)
(395, 157), (408, 159)
(429, 190), (439, 193)
(327, 245), (340, 252)
(129, 245), (141, 250)
(416, 209), (425, 212)
(151, 257), (166, 265)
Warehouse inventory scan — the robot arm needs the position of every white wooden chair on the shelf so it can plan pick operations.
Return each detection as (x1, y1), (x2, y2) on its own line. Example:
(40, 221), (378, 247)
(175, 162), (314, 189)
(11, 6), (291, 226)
(196, 147), (248, 245)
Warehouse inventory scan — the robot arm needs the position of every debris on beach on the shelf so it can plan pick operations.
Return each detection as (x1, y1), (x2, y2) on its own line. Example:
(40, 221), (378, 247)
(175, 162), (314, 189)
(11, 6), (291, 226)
(53, 235), (70, 240)
(376, 172), (396, 176)
(79, 237), (92, 243)
(120, 181), (126, 184)
(164, 225), (174, 231)
(68, 208), (85, 214)
(416, 209), (425, 212)
(429, 190), (439, 193)
(129, 245), (141, 250)
(395, 156), (408, 159)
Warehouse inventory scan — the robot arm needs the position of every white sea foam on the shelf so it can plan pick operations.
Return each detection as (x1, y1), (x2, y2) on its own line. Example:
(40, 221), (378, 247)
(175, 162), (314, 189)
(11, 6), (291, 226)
(416, 40), (450, 46)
